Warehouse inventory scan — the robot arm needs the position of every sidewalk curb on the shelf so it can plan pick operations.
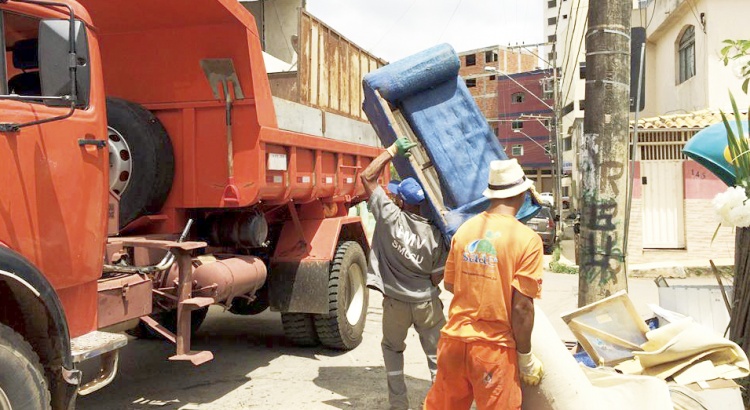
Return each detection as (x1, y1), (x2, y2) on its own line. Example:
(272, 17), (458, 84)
(548, 256), (734, 279)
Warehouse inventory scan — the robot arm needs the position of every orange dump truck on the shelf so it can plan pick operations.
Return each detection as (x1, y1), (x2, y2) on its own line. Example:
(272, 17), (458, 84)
(0, 0), (384, 408)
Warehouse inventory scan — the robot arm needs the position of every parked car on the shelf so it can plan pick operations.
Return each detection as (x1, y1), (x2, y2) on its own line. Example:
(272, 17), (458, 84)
(539, 192), (554, 206)
(526, 206), (557, 254)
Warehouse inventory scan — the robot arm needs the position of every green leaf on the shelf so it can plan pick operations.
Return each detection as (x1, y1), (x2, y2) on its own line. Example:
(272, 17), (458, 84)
(744, 78), (750, 94)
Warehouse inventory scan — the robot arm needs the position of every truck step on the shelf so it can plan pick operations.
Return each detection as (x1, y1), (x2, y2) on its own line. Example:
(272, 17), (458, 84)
(70, 330), (127, 363)
(70, 331), (128, 396)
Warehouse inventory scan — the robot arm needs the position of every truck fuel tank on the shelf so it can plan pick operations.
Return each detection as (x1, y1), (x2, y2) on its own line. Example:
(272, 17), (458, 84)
(168, 256), (267, 304)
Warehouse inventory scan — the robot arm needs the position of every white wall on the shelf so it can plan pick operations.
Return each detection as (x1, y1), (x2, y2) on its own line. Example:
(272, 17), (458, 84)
(642, 0), (750, 117)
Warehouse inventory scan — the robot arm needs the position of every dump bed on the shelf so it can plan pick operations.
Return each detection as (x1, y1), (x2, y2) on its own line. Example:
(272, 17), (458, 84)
(362, 44), (540, 239)
(78, 0), (382, 224)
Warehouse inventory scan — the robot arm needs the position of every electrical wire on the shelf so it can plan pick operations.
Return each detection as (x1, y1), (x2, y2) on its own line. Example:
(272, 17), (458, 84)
(562, 13), (588, 108)
(367, 0), (419, 54)
(559, 0), (584, 102)
(438, 0), (465, 42)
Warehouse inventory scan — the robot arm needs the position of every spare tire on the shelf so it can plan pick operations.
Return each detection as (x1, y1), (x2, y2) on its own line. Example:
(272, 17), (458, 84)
(106, 97), (175, 229)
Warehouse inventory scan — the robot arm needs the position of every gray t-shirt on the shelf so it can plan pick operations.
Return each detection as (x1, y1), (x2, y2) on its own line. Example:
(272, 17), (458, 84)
(366, 187), (447, 302)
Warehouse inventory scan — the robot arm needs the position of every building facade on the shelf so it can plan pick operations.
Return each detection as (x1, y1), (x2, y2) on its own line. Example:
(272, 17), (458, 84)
(495, 69), (556, 194)
(457, 45), (539, 136)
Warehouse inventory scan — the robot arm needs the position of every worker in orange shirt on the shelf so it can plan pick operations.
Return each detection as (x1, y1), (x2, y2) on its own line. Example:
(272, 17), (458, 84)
(423, 158), (544, 410)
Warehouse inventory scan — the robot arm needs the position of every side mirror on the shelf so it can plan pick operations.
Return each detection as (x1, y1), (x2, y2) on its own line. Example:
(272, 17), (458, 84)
(38, 19), (90, 107)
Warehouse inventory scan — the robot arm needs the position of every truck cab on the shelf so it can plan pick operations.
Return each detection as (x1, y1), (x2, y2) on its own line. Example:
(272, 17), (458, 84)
(0, 1), (383, 409)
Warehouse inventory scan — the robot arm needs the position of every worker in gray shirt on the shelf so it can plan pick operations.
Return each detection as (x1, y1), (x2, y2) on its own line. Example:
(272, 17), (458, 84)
(361, 137), (447, 410)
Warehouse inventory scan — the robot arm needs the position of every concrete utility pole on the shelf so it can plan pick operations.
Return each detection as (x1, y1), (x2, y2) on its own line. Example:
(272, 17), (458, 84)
(578, 0), (631, 306)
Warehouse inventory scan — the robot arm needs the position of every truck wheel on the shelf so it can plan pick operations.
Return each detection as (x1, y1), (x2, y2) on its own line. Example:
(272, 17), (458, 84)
(128, 307), (209, 340)
(281, 313), (319, 347)
(106, 97), (175, 229)
(314, 241), (368, 350)
(0, 323), (51, 410)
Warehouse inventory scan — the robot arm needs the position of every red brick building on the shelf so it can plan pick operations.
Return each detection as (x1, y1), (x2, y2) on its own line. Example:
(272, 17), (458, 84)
(457, 46), (539, 136)
(495, 69), (555, 193)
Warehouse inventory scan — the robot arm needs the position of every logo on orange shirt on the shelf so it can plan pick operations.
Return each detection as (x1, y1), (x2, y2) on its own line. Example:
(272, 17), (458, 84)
(462, 232), (499, 267)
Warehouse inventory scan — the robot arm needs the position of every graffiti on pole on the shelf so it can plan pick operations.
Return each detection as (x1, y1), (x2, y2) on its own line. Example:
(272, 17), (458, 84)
(579, 133), (626, 287)
(579, 199), (624, 285)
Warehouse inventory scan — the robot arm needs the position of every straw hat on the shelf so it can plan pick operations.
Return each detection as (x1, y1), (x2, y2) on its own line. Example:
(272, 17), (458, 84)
(482, 158), (534, 199)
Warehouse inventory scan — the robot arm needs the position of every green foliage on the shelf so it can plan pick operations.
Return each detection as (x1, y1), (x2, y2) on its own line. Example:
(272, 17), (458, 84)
(720, 39), (750, 94)
(549, 246), (579, 275)
(720, 92), (750, 195)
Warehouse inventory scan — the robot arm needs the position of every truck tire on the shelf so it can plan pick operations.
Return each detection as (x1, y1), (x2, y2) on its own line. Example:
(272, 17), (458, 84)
(0, 323), (51, 410)
(106, 97), (175, 229)
(281, 313), (319, 347)
(314, 241), (368, 350)
(127, 307), (209, 340)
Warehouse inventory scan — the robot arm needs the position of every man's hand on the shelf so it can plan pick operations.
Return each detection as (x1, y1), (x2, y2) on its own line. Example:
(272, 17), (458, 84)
(517, 351), (543, 386)
(387, 137), (418, 157)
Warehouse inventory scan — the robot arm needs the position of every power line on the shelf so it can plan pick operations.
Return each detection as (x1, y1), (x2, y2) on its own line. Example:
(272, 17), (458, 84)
(559, 0), (584, 104)
(438, 0), (465, 42)
(562, 13), (588, 108)
(367, 0), (418, 54)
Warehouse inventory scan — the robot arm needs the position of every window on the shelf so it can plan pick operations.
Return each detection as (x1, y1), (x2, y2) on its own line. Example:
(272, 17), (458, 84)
(511, 120), (523, 130)
(492, 125), (499, 136)
(2, 12), (42, 97)
(485, 50), (498, 63)
(543, 143), (550, 154)
(678, 25), (695, 84)
(541, 78), (554, 99)
(466, 78), (476, 87)
(465, 54), (476, 66)
(547, 0), (557, 8)
(543, 119), (551, 129)
(579, 62), (586, 79)
(548, 34), (556, 42)
(563, 136), (572, 151)
(512, 92), (525, 104)
(563, 14), (568, 19)
(489, 75), (496, 81)
(512, 145), (524, 156)
(548, 17), (557, 26)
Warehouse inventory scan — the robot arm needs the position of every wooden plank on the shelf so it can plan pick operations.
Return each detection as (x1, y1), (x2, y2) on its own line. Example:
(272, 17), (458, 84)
(371, 91), (447, 219)
(568, 319), (644, 351)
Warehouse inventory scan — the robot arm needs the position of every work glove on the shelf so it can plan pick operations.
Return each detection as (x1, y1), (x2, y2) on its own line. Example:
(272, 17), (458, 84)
(517, 351), (544, 386)
(387, 137), (418, 157)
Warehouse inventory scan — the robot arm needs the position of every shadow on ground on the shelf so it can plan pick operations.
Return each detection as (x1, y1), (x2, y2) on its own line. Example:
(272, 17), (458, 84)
(314, 366), (432, 410)
(77, 307), (348, 410)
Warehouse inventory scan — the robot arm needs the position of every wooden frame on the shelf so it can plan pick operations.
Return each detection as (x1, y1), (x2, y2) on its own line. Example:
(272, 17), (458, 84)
(561, 290), (650, 366)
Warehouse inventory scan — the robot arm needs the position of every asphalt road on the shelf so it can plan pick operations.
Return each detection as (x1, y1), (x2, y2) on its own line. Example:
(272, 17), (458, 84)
(77, 272), (719, 410)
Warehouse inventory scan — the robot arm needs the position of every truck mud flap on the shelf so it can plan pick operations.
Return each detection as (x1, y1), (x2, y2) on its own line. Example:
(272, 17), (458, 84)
(268, 260), (330, 314)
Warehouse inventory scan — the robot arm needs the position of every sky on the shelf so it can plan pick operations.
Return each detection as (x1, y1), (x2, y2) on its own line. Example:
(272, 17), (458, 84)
(305, 0), (545, 62)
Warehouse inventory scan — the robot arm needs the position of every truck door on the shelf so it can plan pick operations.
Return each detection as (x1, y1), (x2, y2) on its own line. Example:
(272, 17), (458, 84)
(0, 9), (108, 337)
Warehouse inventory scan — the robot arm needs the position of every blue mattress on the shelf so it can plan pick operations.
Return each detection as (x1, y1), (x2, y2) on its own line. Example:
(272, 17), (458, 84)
(362, 43), (540, 239)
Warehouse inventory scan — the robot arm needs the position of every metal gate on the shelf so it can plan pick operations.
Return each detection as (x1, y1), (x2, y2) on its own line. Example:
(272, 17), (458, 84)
(641, 161), (686, 249)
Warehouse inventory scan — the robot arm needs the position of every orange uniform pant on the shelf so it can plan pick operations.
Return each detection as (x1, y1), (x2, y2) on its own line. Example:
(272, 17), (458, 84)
(423, 338), (521, 410)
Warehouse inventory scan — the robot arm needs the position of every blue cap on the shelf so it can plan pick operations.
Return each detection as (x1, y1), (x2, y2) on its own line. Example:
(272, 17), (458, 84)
(387, 178), (425, 205)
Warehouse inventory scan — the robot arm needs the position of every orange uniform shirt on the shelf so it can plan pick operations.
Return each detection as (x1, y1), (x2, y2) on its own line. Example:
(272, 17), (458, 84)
(441, 212), (544, 347)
